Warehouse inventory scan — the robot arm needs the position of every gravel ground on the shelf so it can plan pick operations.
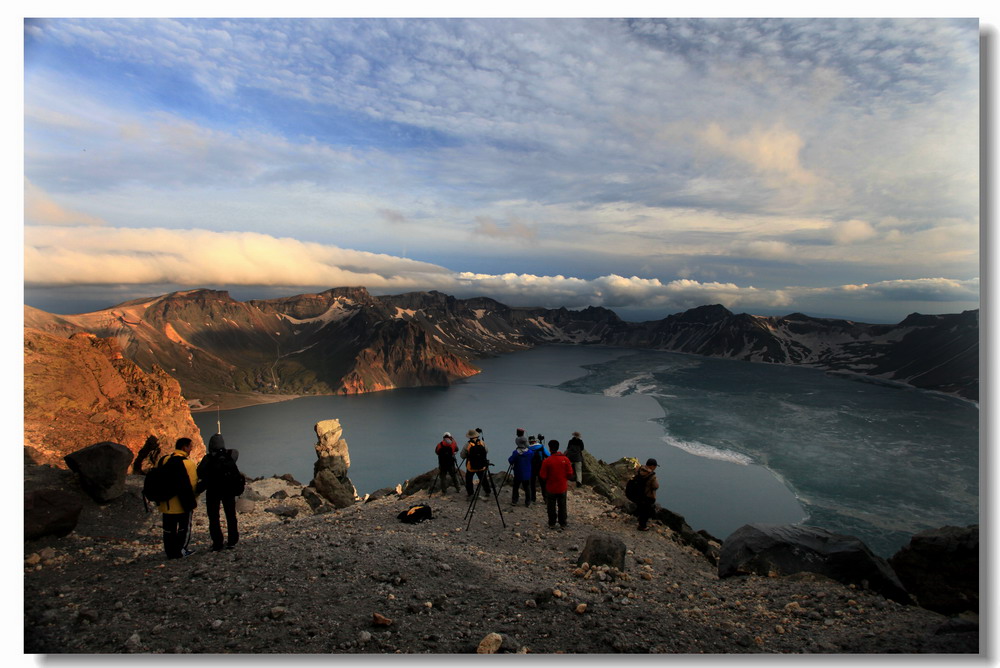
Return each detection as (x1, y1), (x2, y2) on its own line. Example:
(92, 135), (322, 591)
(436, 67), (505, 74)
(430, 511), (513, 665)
(24, 475), (980, 656)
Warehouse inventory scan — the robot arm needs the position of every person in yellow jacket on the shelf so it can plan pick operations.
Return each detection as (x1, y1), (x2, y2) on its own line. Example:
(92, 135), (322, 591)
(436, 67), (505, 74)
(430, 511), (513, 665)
(157, 437), (199, 558)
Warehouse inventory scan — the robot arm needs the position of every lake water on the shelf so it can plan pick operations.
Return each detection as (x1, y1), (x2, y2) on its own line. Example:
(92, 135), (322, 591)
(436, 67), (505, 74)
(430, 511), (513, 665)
(193, 345), (979, 556)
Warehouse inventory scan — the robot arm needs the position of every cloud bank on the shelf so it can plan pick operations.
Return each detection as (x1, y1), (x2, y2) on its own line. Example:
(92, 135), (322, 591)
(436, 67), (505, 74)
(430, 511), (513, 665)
(25, 225), (978, 317)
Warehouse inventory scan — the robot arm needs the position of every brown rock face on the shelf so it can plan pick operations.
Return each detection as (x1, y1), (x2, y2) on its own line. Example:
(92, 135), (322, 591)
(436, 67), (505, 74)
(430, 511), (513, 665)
(310, 419), (357, 507)
(23, 328), (205, 468)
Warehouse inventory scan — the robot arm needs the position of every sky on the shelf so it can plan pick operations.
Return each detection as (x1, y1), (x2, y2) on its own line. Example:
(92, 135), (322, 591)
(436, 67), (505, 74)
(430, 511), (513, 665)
(21, 14), (983, 322)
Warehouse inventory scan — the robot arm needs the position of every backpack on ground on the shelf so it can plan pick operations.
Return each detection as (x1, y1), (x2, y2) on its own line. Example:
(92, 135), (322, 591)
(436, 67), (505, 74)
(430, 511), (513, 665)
(625, 471), (646, 504)
(397, 504), (433, 524)
(142, 454), (183, 507)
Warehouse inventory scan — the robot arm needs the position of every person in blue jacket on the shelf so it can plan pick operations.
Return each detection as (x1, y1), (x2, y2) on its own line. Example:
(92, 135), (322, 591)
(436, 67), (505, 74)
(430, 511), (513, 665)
(528, 436), (550, 504)
(508, 440), (534, 507)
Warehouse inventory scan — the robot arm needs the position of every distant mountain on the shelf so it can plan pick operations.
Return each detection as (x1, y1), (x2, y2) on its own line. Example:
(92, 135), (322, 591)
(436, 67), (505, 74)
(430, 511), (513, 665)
(24, 288), (979, 405)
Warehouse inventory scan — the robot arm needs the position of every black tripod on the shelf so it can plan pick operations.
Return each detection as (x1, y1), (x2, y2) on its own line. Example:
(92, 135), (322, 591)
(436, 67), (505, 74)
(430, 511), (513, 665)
(463, 461), (507, 530)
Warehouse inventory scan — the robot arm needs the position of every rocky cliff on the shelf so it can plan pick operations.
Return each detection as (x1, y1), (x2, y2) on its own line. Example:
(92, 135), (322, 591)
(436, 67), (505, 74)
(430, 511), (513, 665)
(23, 327), (205, 468)
(24, 288), (979, 407)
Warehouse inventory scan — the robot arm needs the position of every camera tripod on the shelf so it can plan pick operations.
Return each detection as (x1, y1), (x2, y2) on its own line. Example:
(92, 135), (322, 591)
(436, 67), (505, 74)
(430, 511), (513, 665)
(463, 460), (510, 530)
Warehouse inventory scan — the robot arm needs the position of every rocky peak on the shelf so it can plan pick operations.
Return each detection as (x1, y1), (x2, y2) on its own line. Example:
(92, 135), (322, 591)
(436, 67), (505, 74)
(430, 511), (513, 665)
(23, 327), (205, 468)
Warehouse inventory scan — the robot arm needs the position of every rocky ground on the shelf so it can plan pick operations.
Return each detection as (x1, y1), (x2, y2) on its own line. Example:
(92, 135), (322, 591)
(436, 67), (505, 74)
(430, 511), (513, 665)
(24, 473), (980, 656)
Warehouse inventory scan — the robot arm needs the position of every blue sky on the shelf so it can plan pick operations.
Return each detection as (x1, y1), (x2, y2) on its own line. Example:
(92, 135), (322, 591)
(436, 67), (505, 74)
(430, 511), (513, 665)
(22, 16), (981, 322)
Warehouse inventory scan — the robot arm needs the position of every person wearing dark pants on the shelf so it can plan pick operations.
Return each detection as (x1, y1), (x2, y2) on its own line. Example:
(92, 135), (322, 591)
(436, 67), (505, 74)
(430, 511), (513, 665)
(157, 437), (199, 559)
(539, 440), (574, 530)
(197, 434), (242, 551)
(635, 458), (660, 531)
(508, 440), (534, 507)
(565, 431), (585, 488)
(462, 429), (491, 495)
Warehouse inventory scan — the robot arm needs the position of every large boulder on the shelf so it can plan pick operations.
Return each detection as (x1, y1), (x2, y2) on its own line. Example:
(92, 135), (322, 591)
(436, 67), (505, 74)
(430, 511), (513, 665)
(719, 523), (910, 604)
(24, 488), (83, 540)
(889, 525), (979, 615)
(576, 533), (627, 571)
(63, 441), (134, 502)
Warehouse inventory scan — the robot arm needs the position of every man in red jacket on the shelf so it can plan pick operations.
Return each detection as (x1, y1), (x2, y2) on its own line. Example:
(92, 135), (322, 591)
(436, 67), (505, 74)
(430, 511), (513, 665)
(539, 440), (574, 530)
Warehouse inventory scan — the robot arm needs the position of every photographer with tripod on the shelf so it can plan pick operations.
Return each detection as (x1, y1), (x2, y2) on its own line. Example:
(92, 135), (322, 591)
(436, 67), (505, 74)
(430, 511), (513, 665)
(461, 428), (491, 496)
(433, 432), (461, 495)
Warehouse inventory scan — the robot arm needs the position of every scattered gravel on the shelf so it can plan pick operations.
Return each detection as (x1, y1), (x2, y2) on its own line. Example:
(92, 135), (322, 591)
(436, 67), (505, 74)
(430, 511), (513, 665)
(24, 477), (979, 655)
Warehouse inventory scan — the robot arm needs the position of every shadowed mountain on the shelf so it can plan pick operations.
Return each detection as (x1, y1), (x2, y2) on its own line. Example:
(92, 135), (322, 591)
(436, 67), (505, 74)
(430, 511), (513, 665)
(24, 288), (979, 406)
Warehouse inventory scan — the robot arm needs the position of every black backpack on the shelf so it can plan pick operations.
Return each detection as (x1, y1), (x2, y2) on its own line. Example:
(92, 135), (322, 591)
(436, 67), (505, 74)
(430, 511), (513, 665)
(467, 440), (488, 469)
(143, 454), (183, 505)
(201, 450), (246, 497)
(531, 446), (547, 473)
(625, 471), (645, 503)
(397, 504), (432, 524)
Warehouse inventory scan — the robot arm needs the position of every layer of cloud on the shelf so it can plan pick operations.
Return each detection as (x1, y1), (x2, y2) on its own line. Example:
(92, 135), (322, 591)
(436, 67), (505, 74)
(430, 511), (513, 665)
(24, 225), (978, 317)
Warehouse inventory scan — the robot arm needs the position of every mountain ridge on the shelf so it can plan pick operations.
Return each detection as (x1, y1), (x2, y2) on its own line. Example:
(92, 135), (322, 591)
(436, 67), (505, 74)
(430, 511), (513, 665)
(24, 288), (979, 406)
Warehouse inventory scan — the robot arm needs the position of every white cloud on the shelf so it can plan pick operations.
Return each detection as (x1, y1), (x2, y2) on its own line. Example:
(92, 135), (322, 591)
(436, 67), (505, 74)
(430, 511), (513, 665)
(24, 226), (452, 289)
(830, 219), (878, 245)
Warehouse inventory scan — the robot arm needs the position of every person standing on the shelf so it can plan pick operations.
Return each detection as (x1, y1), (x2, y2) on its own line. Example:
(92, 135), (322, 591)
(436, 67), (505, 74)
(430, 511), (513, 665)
(434, 432), (461, 495)
(565, 431), (585, 487)
(196, 434), (242, 551)
(157, 437), (198, 559)
(539, 440), (574, 530)
(461, 428), (491, 496)
(635, 458), (660, 531)
(508, 439), (534, 507)
(528, 436), (550, 504)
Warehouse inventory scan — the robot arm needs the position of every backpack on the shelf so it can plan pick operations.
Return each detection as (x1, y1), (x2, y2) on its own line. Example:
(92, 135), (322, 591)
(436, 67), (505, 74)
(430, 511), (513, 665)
(625, 471), (646, 503)
(467, 440), (488, 469)
(531, 446), (547, 473)
(397, 504), (433, 524)
(143, 454), (183, 505)
(202, 450), (246, 497)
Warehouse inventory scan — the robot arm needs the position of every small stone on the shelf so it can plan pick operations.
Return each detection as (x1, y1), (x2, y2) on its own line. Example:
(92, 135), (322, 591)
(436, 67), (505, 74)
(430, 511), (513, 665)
(358, 631), (372, 644)
(25, 554), (41, 566)
(552, 589), (563, 598)
(477, 632), (503, 654)
(212, 619), (223, 629)
(125, 632), (141, 650)
(269, 606), (286, 620)
(641, 573), (653, 581)
(372, 612), (393, 626)
(775, 625), (785, 635)
(575, 604), (588, 614)
(524, 599), (537, 608)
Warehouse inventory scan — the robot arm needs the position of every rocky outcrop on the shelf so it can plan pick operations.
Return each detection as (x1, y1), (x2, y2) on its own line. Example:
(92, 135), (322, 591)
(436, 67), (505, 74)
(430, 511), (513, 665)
(23, 328), (205, 468)
(718, 523), (910, 604)
(309, 420), (358, 508)
(63, 442), (134, 503)
(24, 488), (83, 540)
(889, 525), (979, 615)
